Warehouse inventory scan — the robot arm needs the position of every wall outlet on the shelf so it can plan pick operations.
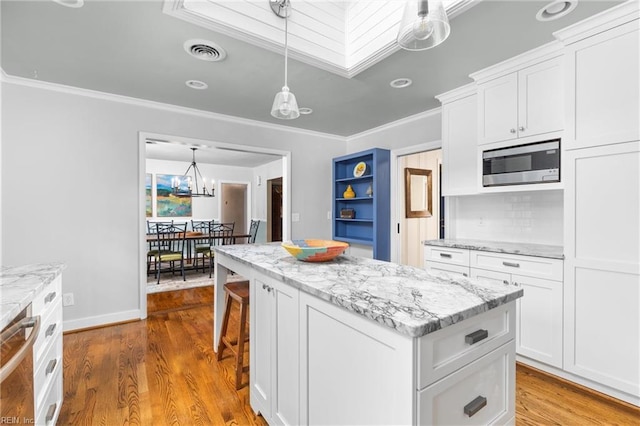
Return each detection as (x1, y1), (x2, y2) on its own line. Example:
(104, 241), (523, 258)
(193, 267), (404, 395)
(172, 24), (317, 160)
(292, 213), (300, 222)
(327, 210), (331, 220)
(62, 293), (75, 307)
(478, 216), (484, 227)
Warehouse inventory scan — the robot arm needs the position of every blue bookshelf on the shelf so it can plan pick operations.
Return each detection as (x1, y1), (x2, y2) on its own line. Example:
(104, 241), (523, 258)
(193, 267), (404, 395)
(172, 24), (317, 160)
(332, 148), (390, 261)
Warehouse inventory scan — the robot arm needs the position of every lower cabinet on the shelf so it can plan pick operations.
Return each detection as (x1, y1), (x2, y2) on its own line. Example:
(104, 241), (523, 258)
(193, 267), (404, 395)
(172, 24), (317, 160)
(250, 274), (299, 426)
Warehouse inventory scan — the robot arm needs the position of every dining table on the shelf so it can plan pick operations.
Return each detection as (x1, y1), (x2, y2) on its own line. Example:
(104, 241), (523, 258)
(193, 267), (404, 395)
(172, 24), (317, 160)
(145, 231), (252, 244)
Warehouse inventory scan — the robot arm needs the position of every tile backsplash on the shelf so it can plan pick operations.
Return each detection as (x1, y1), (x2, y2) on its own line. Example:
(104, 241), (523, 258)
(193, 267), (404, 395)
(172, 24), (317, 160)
(448, 190), (563, 246)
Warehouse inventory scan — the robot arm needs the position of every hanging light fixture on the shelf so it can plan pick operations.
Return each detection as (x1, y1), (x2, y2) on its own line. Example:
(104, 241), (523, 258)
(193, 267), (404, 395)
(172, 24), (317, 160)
(397, 0), (451, 51)
(172, 147), (215, 197)
(270, 0), (300, 120)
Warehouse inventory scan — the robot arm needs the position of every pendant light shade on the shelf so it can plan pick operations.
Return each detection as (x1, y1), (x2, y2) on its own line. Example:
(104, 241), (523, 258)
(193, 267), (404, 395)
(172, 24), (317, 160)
(397, 0), (450, 51)
(270, 0), (300, 120)
(271, 86), (300, 119)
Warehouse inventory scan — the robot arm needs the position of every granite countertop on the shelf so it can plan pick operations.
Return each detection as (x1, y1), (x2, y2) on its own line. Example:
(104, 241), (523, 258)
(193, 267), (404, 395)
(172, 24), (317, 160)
(423, 239), (564, 260)
(0, 263), (66, 329)
(215, 244), (523, 338)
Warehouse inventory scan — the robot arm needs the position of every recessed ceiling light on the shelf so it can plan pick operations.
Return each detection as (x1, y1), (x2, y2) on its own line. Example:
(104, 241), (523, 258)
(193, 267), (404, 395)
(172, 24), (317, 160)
(51, 0), (84, 8)
(185, 80), (208, 90)
(390, 78), (413, 89)
(184, 39), (227, 62)
(536, 0), (578, 21)
(298, 107), (313, 115)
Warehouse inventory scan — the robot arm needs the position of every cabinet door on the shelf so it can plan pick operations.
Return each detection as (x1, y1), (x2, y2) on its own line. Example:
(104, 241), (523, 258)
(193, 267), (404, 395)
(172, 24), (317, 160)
(250, 278), (273, 419)
(442, 94), (478, 195)
(518, 57), (563, 139)
(565, 21), (640, 149)
(564, 142), (640, 397)
(271, 280), (300, 426)
(478, 73), (518, 145)
(470, 268), (511, 286)
(512, 274), (563, 368)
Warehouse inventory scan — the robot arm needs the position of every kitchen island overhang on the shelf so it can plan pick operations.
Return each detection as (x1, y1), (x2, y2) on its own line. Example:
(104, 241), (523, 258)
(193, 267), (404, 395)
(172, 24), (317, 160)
(213, 243), (523, 425)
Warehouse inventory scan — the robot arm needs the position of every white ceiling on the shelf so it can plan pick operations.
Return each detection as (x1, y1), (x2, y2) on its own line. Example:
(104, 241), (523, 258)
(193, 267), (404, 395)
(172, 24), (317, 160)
(0, 0), (623, 164)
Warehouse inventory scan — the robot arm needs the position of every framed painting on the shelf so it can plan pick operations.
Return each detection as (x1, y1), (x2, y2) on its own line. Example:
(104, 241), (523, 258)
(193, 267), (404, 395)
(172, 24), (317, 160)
(156, 174), (192, 217)
(145, 173), (152, 217)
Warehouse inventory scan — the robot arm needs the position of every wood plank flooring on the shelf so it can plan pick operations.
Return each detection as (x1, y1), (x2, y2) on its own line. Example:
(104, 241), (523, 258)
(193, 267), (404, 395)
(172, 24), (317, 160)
(59, 287), (639, 425)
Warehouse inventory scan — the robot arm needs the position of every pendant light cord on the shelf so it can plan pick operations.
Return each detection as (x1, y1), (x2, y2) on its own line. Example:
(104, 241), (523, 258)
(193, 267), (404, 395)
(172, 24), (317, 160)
(284, 2), (289, 88)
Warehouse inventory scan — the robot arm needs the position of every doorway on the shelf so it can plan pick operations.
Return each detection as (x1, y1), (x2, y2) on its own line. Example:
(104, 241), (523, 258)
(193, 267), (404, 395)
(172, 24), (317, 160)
(220, 182), (248, 233)
(395, 149), (443, 267)
(267, 177), (283, 242)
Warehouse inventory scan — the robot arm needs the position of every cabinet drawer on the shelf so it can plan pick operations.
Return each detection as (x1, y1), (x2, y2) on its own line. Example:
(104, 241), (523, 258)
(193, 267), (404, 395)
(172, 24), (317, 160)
(33, 300), (62, 364)
(425, 262), (469, 278)
(34, 336), (62, 409)
(32, 276), (62, 317)
(417, 302), (515, 388)
(470, 250), (562, 281)
(36, 367), (63, 426)
(425, 246), (470, 267)
(418, 341), (515, 426)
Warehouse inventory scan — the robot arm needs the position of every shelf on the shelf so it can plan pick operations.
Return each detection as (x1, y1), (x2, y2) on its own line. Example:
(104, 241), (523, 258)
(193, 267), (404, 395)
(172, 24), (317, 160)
(336, 197), (373, 201)
(335, 174), (373, 183)
(334, 236), (374, 245)
(335, 218), (373, 223)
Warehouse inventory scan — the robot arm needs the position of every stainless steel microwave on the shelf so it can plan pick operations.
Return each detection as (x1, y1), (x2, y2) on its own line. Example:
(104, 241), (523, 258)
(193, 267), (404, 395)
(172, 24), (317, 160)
(482, 139), (560, 187)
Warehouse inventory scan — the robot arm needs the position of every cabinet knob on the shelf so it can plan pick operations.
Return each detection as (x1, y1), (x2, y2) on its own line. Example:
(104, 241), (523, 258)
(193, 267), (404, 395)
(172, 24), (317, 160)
(519, 126), (525, 132)
(503, 280), (510, 285)
(510, 128), (516, 134)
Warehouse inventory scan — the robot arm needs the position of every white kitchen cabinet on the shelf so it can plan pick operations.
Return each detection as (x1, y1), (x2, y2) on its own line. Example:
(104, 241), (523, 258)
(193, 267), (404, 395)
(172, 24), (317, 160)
(558, 17), (639, 150)
(563, 141), (640, 403)
(436, 84), (478, 196)
(250, 274), (300, 426)
(475, 53), (563, 145)
(32, 274), (63, 426)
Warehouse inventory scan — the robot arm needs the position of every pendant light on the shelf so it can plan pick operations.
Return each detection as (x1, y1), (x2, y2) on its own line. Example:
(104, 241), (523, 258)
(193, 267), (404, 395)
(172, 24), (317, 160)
(270, 0), (300, 120)
(172, 147), (215, 197)
(397, 0), (451, 51)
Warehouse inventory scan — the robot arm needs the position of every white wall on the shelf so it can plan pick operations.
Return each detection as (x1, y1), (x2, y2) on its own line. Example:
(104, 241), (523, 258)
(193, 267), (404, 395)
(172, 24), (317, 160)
(447, 190), (564, 245)
(1, 80), (345, 330)
(146, 158), (253, 222)
(252, 158), (284, 221)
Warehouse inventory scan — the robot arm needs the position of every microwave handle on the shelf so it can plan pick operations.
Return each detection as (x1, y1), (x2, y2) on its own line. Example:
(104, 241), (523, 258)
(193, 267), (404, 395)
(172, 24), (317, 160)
(0, 315), (41, 383)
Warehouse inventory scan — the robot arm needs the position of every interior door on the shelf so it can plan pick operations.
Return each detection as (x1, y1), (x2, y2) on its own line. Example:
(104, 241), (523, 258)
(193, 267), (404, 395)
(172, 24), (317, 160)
(221, 183), (247, 233)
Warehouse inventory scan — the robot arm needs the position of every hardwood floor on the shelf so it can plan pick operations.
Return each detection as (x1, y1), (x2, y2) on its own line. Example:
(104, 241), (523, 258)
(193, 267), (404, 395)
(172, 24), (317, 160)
(60, 288), (639, 425)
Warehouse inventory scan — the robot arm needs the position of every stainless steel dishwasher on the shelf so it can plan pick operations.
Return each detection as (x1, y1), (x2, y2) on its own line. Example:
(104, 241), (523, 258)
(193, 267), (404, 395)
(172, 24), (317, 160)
(0, 305), (40, 424)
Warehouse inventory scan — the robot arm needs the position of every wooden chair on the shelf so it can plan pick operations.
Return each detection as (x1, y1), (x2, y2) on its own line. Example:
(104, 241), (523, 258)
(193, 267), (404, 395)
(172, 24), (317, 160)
(216, 280), (250, 390)
(154, 222), (187, 284)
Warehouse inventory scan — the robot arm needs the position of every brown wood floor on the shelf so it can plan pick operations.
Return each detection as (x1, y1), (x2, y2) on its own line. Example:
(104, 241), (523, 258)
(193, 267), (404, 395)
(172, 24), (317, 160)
(59, 287), (639, 425)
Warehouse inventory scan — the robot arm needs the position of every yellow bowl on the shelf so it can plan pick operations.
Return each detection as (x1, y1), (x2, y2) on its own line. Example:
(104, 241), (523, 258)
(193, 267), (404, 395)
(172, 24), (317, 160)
(281, 239), (349, 262)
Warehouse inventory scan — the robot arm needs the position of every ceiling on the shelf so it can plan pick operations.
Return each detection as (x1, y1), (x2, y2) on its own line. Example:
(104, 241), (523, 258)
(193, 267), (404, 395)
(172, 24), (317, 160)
(1, 0), (622, 141)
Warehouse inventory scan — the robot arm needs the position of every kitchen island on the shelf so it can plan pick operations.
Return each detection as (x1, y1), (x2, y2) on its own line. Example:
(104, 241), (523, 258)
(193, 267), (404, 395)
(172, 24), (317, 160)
(214, 243), (523, 425)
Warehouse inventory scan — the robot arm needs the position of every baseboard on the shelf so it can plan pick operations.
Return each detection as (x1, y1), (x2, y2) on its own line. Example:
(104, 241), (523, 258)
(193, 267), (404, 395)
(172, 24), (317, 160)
(516, 361), (640, 413)
(63, 309), (141, 333)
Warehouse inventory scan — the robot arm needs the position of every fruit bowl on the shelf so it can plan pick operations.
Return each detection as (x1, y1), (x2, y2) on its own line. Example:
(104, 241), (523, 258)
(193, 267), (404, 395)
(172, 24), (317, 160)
(281, 239), (349, 262)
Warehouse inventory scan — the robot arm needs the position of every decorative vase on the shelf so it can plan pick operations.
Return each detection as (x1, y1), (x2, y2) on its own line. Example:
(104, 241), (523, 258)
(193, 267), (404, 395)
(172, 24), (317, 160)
(366, 184), (373, 197)
(343, 185), (356, 198)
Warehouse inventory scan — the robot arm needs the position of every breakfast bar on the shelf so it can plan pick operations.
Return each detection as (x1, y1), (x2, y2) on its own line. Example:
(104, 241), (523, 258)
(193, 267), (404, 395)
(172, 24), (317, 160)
(214, 243), (523, 425)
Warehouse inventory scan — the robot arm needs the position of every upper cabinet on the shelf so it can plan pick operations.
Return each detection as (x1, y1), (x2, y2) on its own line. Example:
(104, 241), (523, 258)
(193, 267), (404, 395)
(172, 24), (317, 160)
(436, 84), (478, 196)
(332, 148), (390, 261)
(472, 45), (564, 146)
(557, 14), (639, 150)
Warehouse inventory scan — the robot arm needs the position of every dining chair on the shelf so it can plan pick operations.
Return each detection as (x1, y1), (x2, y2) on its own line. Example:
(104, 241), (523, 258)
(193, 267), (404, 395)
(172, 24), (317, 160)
(146, 220), (173, 276)
(191, 220), (215, 273)
(248, 219), (260, 244)
(204, 223), (235, 277)
(154, 222), (187, 284)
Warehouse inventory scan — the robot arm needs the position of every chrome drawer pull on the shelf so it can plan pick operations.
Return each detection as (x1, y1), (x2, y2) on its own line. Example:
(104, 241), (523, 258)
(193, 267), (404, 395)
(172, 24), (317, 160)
(465, 329), (488, 345)
(439, 253), (452, 258)
(503, 280), (510, 285)
(46, 358), (58, 375)
(464, 396), (487, 417)
(46, 403), (57, 423)
(463, 273), (468, 277)
(46, 323), (57, 337)
(502, 261), (520, 268)
(45, 291), (57, 303)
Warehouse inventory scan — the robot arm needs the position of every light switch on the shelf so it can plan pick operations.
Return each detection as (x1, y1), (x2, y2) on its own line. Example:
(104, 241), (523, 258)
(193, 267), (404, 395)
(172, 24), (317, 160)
(292, 213), (300, 222)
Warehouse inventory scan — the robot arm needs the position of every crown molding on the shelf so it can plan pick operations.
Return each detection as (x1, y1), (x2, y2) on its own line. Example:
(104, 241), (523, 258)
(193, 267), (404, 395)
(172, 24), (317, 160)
(1, 72), (346, 142)
(346, 107), (441, 141)
(435, 81), (477, 104)
(553, 0), (640, 45)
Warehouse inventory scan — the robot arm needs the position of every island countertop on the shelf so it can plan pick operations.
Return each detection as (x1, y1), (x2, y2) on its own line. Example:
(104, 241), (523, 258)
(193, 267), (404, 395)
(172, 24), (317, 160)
(424, 238), (564, 260)
(214, 243), (523, 338)
(0, 263), (66, 329)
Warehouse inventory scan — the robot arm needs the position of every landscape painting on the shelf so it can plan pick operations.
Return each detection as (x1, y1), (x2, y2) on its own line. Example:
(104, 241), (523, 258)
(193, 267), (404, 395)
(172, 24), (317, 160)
(145, 174), (152, 217)
(156, 174), (192, 217)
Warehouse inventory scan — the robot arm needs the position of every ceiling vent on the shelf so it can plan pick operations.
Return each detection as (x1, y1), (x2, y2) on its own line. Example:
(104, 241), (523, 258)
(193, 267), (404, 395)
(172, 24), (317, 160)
(183, 39), (227, 62)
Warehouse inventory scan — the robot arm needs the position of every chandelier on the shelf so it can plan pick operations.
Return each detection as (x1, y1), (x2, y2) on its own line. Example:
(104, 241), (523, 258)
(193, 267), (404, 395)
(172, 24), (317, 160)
(172, 147), (215, 197)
